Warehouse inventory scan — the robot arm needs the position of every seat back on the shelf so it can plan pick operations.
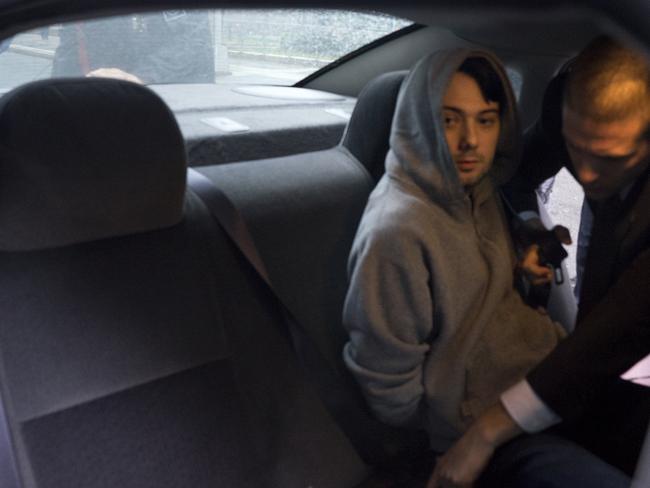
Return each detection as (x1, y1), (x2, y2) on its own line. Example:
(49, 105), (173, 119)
(194, 72), (428, 466)
(0, 78), (368, 488)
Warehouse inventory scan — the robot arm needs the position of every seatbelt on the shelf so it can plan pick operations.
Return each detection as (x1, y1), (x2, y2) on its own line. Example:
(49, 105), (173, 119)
(186, 168), (403, 464)
(187, 168), (271, 283)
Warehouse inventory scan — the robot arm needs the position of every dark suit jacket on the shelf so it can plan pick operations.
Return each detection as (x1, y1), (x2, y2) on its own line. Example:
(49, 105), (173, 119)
(503, 73), (650, 431)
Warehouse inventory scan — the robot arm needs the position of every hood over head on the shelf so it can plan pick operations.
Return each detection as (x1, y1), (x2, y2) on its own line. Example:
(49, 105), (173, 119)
(385, 48), (521, 210)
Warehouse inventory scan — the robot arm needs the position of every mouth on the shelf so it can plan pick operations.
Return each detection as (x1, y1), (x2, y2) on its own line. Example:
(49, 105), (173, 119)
(456, 159), (480, 171)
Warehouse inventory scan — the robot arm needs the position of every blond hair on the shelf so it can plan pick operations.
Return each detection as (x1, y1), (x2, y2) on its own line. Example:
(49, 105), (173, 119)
(565, 36), (650, 123)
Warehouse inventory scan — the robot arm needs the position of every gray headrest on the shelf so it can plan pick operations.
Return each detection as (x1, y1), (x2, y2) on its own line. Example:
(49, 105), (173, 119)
(340, 71), (407, 182)
(0, 78), (186, 251)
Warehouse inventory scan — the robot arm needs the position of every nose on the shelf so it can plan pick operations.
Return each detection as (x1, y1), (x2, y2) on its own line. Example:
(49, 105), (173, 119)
(459, 120), (478, 150)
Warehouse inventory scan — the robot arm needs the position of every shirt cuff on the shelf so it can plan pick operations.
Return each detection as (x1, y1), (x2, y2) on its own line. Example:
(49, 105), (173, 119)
(500, 380), (561, 433)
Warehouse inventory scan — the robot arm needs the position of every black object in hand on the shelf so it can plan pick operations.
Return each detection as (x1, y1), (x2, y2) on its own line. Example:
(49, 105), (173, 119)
(520, 225), (569, 284)
(537, 230), (568, 284)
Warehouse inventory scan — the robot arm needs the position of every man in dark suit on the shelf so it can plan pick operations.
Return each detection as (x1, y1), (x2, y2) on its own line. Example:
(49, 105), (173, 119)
(430, 36), (650, 487)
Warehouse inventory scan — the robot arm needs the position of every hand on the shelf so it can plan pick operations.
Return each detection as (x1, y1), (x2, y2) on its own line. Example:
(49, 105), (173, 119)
(517, 222), (572, 285)
(427, 403), (523, 488)
(520, 244), (553, 286)
(86, 68), (144, 84)
(427, 426), (495, 487)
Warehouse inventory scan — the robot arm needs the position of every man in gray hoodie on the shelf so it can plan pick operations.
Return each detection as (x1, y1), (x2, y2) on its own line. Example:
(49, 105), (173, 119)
(430, 37), (648, 488)
(342, 49), (567, 458)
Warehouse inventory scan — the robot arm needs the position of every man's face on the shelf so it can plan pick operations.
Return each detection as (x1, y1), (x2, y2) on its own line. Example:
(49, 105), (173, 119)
(562, 105), (650, 201)
(442, 72), (501, 188)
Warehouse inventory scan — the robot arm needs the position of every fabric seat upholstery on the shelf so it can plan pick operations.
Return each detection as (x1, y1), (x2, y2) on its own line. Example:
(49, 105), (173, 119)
(0, 78), (368, 488)
(194, 70), (427, 466)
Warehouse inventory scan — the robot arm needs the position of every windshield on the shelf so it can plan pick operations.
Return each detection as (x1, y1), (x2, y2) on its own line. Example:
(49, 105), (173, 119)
(0, 9), (411, 90)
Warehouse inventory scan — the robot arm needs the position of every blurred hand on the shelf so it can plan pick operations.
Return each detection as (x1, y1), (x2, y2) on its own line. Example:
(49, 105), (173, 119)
(427, 403), (523, 488)
(86, 68), (144, 84)
(520, 244), (553, 286)
(427, 428), (494, 488)
(517, 222), (572, 285)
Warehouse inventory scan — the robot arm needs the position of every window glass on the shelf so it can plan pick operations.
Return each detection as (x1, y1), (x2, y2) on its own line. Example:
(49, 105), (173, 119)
(0, 9), (411, 91)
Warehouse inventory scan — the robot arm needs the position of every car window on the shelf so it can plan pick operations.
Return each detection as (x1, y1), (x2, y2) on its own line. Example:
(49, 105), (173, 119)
(0, 9), (411, 91)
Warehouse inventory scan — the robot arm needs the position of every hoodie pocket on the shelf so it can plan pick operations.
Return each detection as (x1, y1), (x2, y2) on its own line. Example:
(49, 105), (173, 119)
(460, 292), (566, 423)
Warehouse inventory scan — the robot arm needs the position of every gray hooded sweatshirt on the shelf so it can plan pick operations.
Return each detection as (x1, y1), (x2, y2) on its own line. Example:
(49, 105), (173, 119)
(342, 49), (566, 451)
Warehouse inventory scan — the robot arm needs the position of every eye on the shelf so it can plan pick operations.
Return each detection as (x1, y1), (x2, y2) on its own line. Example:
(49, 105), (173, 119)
(443, 113), (459, 128)
(478, 116), (498, 128)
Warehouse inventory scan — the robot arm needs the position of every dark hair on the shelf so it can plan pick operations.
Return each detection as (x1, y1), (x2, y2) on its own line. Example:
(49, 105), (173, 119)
(458, 57), (507, 114)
